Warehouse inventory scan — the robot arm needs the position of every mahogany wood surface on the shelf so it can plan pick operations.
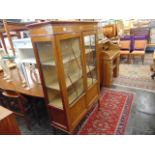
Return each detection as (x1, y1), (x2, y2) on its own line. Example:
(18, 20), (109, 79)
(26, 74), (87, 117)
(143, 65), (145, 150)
(0, 106), (21, 135)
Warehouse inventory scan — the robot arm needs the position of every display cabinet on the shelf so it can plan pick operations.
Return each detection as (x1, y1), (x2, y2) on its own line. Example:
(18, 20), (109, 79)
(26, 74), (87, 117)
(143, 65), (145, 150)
(28, 21), (100, 133)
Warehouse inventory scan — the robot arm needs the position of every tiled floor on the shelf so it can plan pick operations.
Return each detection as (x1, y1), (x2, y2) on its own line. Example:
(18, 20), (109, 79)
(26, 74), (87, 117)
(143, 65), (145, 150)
(112, 85), (155, 135)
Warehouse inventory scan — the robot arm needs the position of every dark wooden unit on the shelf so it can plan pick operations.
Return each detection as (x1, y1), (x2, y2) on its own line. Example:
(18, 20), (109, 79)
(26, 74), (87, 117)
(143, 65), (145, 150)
(0, 106), (21, 135)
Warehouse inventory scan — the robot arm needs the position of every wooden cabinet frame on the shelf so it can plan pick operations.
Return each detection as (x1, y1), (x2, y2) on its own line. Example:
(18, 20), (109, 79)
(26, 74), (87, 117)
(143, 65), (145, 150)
(28, 21), (100, 133)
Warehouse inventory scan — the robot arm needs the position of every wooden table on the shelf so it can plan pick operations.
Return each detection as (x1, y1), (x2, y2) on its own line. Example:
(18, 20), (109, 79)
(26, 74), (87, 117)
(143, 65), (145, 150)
(0, 106), (21, 135)
(0, 67), (44, 98)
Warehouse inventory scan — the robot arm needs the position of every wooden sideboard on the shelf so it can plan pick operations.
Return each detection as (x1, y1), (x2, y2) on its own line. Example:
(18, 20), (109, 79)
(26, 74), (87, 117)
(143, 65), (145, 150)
(98, 40), (120, 87)
(0, 106), (21, 135)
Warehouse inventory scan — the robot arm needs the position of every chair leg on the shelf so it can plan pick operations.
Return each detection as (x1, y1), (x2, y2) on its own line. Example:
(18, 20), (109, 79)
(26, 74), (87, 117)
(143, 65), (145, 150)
(19, 101), (31, 130)
(127, 55), (130, 64)
(129, 54), (132, 64)
(133, 55), (135, 64)
(32, 101), (41, 125)
(142, 55), (145, 64)
(23, 114), (31, 130)
(120, 55), (122, 63)
(97, 99), (100, 110)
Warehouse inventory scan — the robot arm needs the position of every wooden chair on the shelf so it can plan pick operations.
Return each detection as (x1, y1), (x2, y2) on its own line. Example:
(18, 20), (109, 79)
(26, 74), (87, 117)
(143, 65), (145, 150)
(119, 40), (131, 63)
(2, 90), (31, 130)
(131, 40), (147, 64)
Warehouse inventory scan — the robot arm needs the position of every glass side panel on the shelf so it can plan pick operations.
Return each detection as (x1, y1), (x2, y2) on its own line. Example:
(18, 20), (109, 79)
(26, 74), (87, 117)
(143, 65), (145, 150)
(36, 42), (63, 109)
(60, 37), (84, 105)
(84, 34), (97, 88)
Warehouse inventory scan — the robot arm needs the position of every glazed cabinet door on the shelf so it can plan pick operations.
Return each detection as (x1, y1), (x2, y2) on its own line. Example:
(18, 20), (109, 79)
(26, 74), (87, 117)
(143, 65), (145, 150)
(56, 34), (85, 107)
(34, 40), (64, 109)
(83, 33), (98, 88)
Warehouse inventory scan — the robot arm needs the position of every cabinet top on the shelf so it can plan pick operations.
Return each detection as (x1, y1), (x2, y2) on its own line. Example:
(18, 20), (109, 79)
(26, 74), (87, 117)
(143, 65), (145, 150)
(27, 20), (98, 28)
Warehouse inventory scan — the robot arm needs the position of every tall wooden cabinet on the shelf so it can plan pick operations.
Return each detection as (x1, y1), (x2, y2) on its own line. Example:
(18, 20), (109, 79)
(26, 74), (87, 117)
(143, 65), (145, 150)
(27, 21), (100, 133)
(98, 40), (120, 87)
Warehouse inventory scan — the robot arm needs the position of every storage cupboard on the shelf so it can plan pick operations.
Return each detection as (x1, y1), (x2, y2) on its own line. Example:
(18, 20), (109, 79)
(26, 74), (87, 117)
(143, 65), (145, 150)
(98, 40), (120, 87)
(27, 21), (100, 133)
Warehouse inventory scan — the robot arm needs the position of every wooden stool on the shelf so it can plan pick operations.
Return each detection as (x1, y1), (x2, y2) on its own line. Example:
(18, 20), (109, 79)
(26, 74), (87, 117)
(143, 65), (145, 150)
(2, 90), (31, 130)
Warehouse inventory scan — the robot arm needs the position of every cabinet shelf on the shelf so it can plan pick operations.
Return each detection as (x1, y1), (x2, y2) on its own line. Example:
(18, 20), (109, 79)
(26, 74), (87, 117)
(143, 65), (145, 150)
(85, 48), (94, 54)
(49, 85), (84, 109)
(17, 58), (36, 64)
(42, 61), (55, 66)
(49, 97), (63, 109)
(18, 47), (33, 49)
(86, 65), (95, 73)
(46, 66), (95, 90)
(46, 71), (82, 90)
(42, 54), (80, 66)
(87, 77), (97, 87)
(49, 78), (97, 109)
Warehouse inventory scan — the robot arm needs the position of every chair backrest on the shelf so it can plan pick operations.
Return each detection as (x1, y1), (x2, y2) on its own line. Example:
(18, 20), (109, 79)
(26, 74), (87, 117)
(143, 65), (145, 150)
(2, 90), (27, 107)
(119, 40), (131, 50)
(134, 40), (147, 50)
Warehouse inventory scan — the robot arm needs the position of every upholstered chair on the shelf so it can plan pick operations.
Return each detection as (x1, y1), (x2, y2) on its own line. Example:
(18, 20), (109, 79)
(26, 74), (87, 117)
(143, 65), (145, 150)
(131, 40), (147, 64)
(119, 40), (131, 63)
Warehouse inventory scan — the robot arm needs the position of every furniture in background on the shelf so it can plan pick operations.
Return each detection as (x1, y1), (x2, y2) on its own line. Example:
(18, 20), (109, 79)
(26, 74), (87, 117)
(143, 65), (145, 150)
(120, 35), (134, 51)
(150, 27), (155, 44)
(151, 51), (155, 79)
(131, 40), (147, 64)
(119, 40), (131, 63)
(0, 68), (43, 98)
(13, 38), (40, 89)
(130, 27), (150, 40)
(2, 90), (32, 130)
(0, 20), (34, 55)
(27, 21), (100, 134)
(103, 24), (117, 38)
(0, 105), (21, 135)
(98, 39), (120, 87)
(0, 48), (16, 72)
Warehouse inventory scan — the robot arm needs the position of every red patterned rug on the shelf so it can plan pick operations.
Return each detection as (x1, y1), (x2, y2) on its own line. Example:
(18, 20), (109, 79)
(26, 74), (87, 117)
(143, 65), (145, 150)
(77, 89), (134, 135)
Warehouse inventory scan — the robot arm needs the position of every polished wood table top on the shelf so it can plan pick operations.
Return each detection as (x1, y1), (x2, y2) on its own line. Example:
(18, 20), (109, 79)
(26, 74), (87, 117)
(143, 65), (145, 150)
(0, 68), (44, 98)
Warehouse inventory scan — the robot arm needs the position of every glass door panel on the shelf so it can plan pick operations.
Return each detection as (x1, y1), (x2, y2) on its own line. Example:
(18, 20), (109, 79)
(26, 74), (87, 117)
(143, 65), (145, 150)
(36, 42), (63, 109)
(84, 34), (97, 88)
(60, 37), (84, 105)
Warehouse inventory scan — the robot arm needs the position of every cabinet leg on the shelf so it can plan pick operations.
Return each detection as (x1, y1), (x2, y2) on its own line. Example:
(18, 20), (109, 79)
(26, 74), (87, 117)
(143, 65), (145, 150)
(97, 99), (100, 110)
